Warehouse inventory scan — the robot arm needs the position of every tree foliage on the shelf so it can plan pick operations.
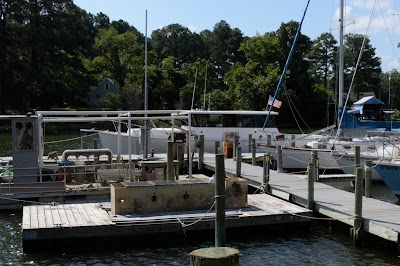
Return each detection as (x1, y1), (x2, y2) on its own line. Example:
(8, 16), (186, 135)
(0, 1), (391, 129)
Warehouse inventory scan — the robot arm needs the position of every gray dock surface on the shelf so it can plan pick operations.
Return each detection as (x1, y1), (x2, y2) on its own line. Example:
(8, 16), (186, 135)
(202, 154), (400, 244)
(22, 193), (312, 242)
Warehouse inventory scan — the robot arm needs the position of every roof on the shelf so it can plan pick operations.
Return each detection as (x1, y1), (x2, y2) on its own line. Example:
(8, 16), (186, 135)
(353, 96), (383, 106)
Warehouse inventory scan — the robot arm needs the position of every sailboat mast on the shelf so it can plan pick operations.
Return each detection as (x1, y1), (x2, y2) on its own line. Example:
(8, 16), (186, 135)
(144, 10), (149, 158)
(338, 0), (344, 109)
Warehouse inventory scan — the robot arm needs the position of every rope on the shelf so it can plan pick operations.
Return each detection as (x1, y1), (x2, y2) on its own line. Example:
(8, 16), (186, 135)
(284, 211), (354, 222)
(0, 196), (58, 206)
(44, 132), (99, 145)
(176, 201), (216, 229)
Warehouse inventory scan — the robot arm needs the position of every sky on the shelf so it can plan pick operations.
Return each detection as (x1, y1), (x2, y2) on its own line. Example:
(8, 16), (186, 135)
(73, 0), (400, 72)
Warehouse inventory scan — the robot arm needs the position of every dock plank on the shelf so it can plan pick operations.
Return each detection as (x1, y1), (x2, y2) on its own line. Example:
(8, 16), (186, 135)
(22, 206), (31, 230)
(63, 204), (79, 227)
(70, 204), (88, 227)
(43, 205), (54, 228)
(76, 203), (96, 226)
(30, 206), (39, 229)
(50, 205), (63, 227)
(37, 205), (47, 229)
(57, 205), (70, 228)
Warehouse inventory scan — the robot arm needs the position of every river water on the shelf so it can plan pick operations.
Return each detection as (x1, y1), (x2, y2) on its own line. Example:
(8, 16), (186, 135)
(1, 131), (400, 264)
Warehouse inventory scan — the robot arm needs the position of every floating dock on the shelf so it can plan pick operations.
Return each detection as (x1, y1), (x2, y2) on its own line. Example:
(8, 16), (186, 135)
(202, 155), (400, 250)
(21, 193), (312, 249)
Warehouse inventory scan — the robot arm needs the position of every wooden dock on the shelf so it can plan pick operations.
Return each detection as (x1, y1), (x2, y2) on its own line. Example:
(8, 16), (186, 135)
(22, 194), (312, 247)
(202, 155), (400, 247)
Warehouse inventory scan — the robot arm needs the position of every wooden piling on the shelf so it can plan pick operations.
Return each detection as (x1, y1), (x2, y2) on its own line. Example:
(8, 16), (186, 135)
(198, 135), (204, 171)
(307, 162), (314, 210)
(167, 141), (174, 180)
(215, 141), (220, 154)
(251, 138), (256, 166)
(277, 145), (283, 173)
(236, 146), (241, 177)
(352, 167), (363, 244)
(248, 134), (252, 152)
(311, 150), (319, 181)
(233, 135), (239, 160)
(215, 154), (226, 247)
(354, 146), (360, 176)
(263, 154), (270, 192)
(365, 160), (372, 198)
(190, 247), (239, 266)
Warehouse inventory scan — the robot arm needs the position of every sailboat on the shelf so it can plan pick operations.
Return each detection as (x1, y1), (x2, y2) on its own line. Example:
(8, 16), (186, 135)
(266, 0), (400, 173)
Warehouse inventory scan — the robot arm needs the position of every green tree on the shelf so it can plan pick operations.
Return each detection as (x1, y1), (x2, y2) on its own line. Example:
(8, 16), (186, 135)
(151, 24), (206, 66)
(308, 32), (337, 125)
(225, 33), (280, 110)
(344, 33), (381, 99)
(202, 20), (246, 81)
(89, 26), (142, 89)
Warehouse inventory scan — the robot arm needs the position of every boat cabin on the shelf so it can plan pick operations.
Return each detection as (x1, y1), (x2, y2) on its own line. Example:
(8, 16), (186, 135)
(187, 110), (278, 128)
(347, 96), (388, 121)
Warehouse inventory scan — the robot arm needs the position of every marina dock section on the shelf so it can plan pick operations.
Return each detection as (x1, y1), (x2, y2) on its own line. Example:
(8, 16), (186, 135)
(21, 193), (312, 249)
(202, 154), (400, 250)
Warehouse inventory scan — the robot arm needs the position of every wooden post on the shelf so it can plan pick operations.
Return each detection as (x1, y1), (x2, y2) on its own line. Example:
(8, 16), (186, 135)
(263, 154), (270, 192)
(198, 135), (204, 171)
(354, 145), (361, 176)
(276, 145), (283, 173)
(236, 146), (241, 177)
(291, 134), (295, 147)
(233, 134), (239, 160)
(215, 141), (220, 154)
(365, 160), (372, 198)
(248, 134), (252, 152)
(307, 162), (314, 210)
(267, 135), (271, 147)
(190, 247), (239, 265)
(167, 141), (175, 180)
(251, 138), (256, 166)
(215, 154), (226, 247)
(352, 167), (363, 244)
(311, 150), (319, 182)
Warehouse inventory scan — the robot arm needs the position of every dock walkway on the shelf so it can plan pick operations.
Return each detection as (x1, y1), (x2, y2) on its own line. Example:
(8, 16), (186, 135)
(22, 194), (312, 245)
(202, 154), (400, 245)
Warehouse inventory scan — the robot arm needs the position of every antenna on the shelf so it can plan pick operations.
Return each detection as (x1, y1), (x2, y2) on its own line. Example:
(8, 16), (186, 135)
(191, 67), (198, 110)
(203, 62), (208, 110)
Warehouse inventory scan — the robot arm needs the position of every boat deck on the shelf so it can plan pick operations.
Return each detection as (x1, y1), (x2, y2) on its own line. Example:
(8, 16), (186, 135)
(202, 154), (400, 245)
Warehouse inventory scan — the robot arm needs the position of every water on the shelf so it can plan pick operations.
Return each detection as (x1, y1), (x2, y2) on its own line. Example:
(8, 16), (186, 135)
(1, 131), (400, 264)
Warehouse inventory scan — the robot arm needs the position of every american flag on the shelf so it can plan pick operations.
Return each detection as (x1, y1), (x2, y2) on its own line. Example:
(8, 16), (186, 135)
(268, 95), (282, 108)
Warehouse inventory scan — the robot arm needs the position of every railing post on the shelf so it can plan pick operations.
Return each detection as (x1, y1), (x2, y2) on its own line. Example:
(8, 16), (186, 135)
(251, 138), (256, 166)
(276, 145), (283, 173)
(236, 146), (241, 177)
(365, 160), (372, 198)
(307, 162), (315, 210)
(215, 154), (226, 247)
(167, 141), (175, 180)
(198, 135), (204, 171)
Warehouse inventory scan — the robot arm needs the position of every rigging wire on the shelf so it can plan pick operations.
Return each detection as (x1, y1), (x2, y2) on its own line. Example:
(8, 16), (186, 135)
(262, 0), (311, 131)
(336, 0), (378, 141)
